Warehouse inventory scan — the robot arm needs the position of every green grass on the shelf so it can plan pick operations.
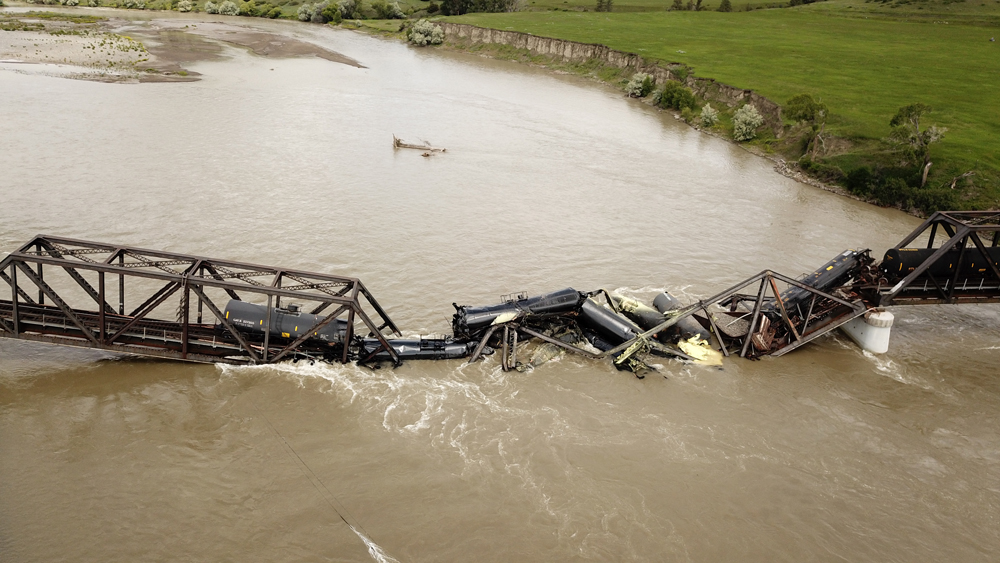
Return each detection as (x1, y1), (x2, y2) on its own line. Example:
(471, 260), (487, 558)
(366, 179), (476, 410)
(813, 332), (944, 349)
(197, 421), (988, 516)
(450, 5), (1000, 202)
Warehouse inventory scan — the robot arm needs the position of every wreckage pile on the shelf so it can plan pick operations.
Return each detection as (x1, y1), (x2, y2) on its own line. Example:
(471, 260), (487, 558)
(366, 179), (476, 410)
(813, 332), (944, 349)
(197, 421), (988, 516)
(447, 248), (877, 376)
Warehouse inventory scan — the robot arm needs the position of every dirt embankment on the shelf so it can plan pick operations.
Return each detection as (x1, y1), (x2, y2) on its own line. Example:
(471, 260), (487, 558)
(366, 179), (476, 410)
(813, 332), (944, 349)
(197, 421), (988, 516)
(437, 22), (783, 134)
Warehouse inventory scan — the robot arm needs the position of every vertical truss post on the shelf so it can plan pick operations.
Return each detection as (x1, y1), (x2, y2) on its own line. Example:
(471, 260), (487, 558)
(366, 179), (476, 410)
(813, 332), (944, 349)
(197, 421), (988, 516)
(98, 271), (106, 343)
(341, 284), (359, 364)
(263, 295), (273, 362)
(927, 223), (938, 249)
(182, 281), (190, 359)
(196, 269), (204, 324)
(272, 272), (283, 310)
(10, 264), (19, 335)
(739, 278), (768, 358)
(947, 235), (968, 302)
(35, 242), (44, 306)
(768, 274), (801, 342)
(118, 254), (125, 315)
(501, 325), (510, 371)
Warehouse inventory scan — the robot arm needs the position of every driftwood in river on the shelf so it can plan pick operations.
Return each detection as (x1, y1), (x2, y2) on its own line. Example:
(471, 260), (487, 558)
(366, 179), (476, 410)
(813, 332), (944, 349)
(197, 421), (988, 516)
(393, 135), (446, 152)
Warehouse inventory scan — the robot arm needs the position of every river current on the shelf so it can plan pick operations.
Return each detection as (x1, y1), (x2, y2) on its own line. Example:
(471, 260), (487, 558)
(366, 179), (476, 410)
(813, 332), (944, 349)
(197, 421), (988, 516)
(1, 12), (998, 562)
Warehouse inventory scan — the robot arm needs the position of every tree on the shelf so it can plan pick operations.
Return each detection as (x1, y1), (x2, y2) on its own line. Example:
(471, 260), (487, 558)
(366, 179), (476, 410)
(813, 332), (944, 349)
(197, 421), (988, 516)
(733, 104), (764, 141)
(785, 93), (828, 157)
(717, 0), (732, 11)
(888, 103), (947, 187)
(670, 0), (682, 8)
(595, 0), (613, 11)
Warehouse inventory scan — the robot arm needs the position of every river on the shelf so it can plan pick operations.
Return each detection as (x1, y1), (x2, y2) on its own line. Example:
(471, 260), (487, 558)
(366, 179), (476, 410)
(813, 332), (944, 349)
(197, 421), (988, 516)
(1, 11), (998, 562)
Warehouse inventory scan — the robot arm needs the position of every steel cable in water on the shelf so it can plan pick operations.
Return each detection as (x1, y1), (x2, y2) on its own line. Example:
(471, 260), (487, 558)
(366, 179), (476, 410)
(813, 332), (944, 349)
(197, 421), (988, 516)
(251, 398), (400, 563)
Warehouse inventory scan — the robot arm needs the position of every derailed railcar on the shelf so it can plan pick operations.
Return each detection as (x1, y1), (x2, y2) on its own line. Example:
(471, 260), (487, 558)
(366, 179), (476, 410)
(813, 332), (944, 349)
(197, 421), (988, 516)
(222, 299), (347, 343)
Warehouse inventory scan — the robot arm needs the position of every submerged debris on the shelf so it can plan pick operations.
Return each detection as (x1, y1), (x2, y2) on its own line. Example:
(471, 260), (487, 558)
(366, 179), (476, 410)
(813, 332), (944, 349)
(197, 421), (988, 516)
(393, 134), (446, 152)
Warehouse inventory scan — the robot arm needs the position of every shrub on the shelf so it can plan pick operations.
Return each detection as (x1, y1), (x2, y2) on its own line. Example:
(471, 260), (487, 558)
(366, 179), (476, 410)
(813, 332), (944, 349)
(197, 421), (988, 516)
(177, 0), (193, 9)
(121, 0), (146, 8)
(321, 1), (342, 20)
(427, 0), (439, 11)
(733, 104), (764, 141)
(625, 73), (654, 98)
(297, 3), (313, 19)
(409, 19), (444, 45)
(206, 0), (219, 12)
(700, 103), (719, 127)
(656, 81), (697, 111)
(238, 0), (258, 15)
(337, 0), (364, 18)
(371, 0), (404, 17)
(65, 0), (80, 5)
(88, 0), (100, 6)
(218, 0), (239, 13)
(267, 6), (282, 16)
(717, 0), (732, 10)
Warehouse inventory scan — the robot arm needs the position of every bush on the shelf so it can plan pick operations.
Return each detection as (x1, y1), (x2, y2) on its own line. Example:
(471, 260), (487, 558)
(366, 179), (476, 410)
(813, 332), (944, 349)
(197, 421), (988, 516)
(370, 0), (404, 17)
(700, 103), (719, 127)
(337, 0), (364, 18)
(206, 0), (219, 12)
(440, 0), (519, 14)
(409, 19), (444, 45)
(121, 0), (146, 8)
(733, 104), (764, 141)
(238, 0), (258, 15)
(427, 0), (439, 11)
(88, 0), (100, 6)
(267, 6), (282, 16)
(297, 3), (313, 19)
(717, 0), (732, 10)
(656, 81), (697, 111)
(218, 0), (238, 13)
(321, 2), (342, 21)
(65, 0), (79, 5)
(177, 0), (193, 9)
(625, 73), (654, 98)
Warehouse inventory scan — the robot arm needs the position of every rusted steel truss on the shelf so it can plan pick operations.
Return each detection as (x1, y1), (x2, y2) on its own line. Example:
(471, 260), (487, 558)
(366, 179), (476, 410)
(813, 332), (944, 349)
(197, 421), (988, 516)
(859, 211), (1000, 306)
(464, 270), (869, 370)
(601, 270), (868, 361)
(0, 235), (401, 365)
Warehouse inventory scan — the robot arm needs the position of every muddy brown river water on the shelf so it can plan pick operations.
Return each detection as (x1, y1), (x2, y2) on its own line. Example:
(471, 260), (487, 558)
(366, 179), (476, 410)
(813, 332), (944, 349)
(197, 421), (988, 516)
(1, 11), (999, 562)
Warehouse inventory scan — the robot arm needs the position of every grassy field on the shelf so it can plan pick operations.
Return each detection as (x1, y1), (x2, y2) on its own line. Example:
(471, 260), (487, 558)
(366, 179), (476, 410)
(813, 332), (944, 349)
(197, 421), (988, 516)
(450, 1), (1000, 207)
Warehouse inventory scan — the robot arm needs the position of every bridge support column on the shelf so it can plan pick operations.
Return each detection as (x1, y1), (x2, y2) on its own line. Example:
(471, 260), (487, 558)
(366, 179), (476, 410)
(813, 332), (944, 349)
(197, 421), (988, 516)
(841, 310), (894, 354)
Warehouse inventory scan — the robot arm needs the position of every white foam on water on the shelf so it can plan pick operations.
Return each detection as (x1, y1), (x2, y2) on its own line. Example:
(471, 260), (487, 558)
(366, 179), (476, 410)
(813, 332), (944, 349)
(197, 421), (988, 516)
(350, 526), (401, 563)
(217, 359), (701, 559)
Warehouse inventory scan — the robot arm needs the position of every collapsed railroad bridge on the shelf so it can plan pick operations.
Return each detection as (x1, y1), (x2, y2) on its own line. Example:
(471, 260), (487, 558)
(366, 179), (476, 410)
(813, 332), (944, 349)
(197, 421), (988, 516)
(1, 212), (998, 374)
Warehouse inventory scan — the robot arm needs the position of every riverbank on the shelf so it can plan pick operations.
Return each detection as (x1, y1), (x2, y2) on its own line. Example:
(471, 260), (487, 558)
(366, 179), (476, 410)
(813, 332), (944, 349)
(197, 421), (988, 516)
(446, 6), (1000, 214)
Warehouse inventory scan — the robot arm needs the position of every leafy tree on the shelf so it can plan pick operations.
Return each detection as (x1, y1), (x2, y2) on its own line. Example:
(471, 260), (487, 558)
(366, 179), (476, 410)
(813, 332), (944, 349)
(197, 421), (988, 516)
(656, 81), (697, 111)
(670, 0), (682, 8)
(785, 93), (828, 157)
(322, 1), (343, 21)
(888, 103), (946, 186)
(700, 103), (719, 127)
(717, 0), (732, 10)
(595, 0), (613, 11)
(733, 104), (764, 141)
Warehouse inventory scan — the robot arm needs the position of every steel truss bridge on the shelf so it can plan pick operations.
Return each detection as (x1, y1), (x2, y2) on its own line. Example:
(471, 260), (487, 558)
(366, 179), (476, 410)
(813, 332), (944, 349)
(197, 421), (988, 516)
(1, 211), (999, 366)
(0, 235), (402, 365)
